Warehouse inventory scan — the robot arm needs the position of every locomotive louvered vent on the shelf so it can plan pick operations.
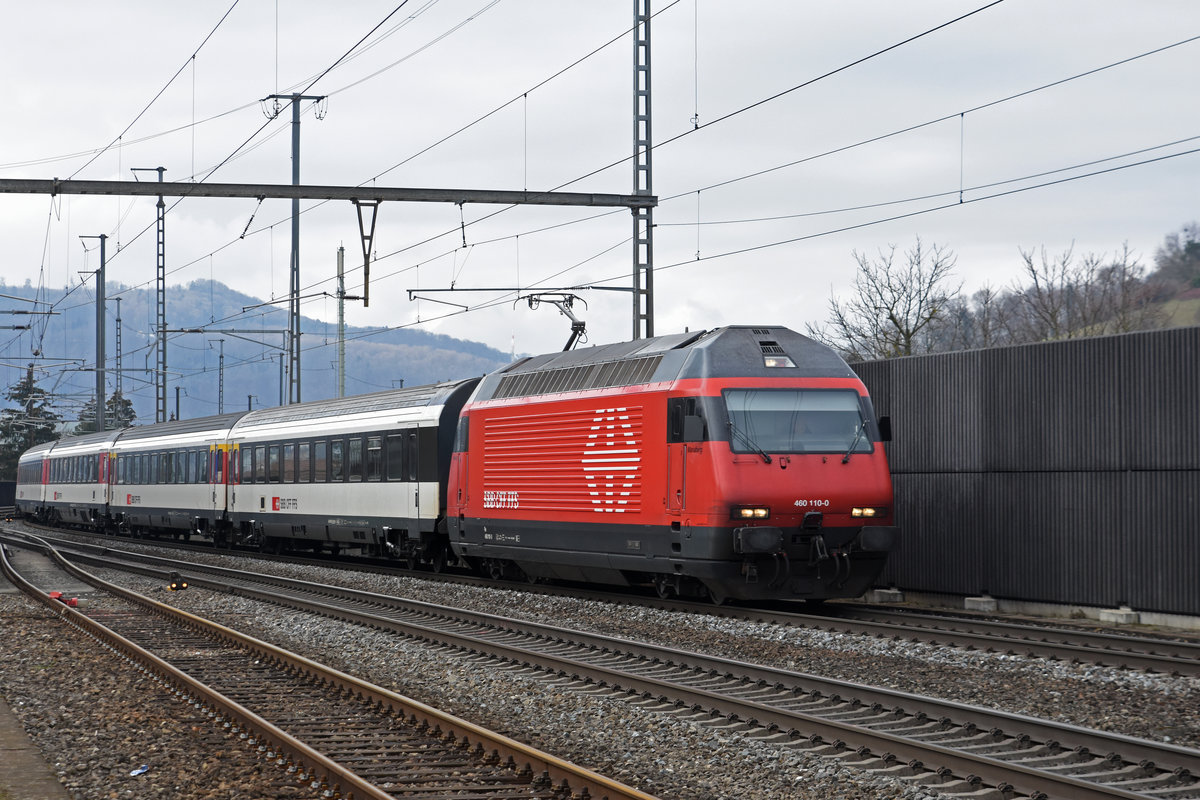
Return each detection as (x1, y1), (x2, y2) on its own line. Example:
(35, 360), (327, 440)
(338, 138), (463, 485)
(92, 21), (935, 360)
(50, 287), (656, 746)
(493, 354), (663, 399)
(751, 328), (773, 335)
(759, 340), (787, 355)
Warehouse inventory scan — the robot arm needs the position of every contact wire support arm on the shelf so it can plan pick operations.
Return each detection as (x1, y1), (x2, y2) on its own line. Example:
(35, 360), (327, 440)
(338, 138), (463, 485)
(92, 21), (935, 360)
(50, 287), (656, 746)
(353, 200), (380, 308)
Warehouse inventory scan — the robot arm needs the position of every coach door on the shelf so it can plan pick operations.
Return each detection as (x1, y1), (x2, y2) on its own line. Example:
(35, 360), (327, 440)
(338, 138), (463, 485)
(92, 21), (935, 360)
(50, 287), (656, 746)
(209, 444), (227, 514)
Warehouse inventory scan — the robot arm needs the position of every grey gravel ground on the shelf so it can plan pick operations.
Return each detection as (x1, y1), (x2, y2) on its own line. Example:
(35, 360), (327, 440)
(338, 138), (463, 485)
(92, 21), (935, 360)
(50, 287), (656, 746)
(0, 592), (328, 800)
(4, 537), (1198, 800)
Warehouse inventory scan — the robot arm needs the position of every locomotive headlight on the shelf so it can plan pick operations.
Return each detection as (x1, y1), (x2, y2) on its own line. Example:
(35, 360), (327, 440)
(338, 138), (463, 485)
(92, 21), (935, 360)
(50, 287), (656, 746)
(732, 505), (770, 520)
(852, 507), (888, 518)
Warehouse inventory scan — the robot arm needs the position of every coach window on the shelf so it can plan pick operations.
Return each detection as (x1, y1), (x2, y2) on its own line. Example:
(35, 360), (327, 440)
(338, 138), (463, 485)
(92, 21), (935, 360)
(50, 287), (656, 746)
(186, 450), (196, 484)
(366, 436), (382, 481)
(313, 441), (328, 482)
(283, 444), (295, 483)
(213, 449), (223, 484)
(348, 437), (363, 482)
(297, 442), (311, 483)
(268, 445), (281, 483)
(330, 440), (344, 482)
(386, 434), (404, 480)
(254, 445), (266, 483)
(408, 431), (418, 481)
(199, 450), (209, 484)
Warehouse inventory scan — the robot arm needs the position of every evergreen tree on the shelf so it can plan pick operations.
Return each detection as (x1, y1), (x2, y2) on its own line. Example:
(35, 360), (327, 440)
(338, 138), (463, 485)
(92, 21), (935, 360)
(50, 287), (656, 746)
(0, 366), (62, 479)
(76, 391), (137, 433)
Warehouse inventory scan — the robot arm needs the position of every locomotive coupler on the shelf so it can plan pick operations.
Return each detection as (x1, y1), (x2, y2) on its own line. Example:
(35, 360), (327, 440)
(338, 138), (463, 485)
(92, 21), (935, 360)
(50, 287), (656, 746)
(809, 534), (830, 564)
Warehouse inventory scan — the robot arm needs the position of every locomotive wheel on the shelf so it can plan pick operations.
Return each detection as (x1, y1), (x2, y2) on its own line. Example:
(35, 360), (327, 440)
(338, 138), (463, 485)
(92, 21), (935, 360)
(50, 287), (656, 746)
(654, 575), (674, 598)
(487, 560), (505, 581)
(704, 583), (728, 606)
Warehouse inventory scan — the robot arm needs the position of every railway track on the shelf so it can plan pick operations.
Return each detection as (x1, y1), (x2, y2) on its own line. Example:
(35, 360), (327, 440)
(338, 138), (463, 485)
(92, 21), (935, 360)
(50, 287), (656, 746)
(18, 531), (1200, 800)
(0, 532), (657, 800)
(828, 604), (1200, 675)
(23, 524), (1200, 678)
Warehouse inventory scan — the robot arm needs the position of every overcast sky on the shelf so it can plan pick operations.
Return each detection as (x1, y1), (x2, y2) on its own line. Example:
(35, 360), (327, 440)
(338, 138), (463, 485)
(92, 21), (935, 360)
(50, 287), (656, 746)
(2, 1), (1196, 385)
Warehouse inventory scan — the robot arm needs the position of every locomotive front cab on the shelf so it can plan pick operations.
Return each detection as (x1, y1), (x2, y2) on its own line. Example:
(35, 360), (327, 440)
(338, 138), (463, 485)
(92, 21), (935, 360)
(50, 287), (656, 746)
(674, 382), (899, 602)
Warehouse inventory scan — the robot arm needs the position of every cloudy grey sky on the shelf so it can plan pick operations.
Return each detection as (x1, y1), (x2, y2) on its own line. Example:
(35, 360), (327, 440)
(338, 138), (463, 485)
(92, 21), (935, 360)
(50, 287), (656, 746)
(2, 1), (1196, 377)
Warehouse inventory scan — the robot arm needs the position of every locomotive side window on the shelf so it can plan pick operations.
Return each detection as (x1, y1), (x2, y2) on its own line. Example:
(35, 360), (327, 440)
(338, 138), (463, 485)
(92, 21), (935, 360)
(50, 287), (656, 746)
(453, 415), (469, 453)
(348, 438), (363, 482)
(366, 436), (382, 481)
(314, 441), (328, 482)
(668, 397), (708, 443)
(386, 434), (404, 480)
(723, 388), (874, 455)
(330, 440), (345, 482)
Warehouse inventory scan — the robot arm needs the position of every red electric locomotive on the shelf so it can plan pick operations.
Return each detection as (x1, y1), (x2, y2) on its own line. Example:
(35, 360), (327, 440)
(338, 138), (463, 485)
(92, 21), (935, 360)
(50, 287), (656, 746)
(447, 325), (898, 603)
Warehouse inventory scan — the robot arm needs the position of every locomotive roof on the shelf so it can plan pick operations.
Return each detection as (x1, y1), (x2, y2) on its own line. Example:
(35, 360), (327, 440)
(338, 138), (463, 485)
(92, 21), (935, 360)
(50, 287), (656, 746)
(233, 378), (479, 429)
(474, 325), (855, 402)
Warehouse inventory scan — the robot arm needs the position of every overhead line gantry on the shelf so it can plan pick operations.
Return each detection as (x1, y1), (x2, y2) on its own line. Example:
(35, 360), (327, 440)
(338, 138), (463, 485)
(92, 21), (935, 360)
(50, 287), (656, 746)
(0, 177), (657, 407)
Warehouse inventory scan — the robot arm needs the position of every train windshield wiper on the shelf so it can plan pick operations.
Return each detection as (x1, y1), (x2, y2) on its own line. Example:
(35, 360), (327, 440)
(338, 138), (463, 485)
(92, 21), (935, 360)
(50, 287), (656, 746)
(842, 421), (866, 464)
(728, 420), (771, 464)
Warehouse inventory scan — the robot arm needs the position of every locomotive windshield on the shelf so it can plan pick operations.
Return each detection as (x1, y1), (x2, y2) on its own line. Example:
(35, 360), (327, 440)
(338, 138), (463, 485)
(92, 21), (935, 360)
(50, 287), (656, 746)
(723, 388), (873, 455)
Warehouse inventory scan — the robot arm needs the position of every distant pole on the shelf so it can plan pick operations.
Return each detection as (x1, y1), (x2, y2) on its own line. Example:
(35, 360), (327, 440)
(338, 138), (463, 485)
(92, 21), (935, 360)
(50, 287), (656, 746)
(114, 297), (122, 397)
(214, 338), (225, 414)
(632, 0), (654, 339)
(133, 166), (168, 422)
(265, 93), (325, 405)
(174, 386), (180, 421)
(247, 394), (253, 411)
(80, 234), (107, 431)
(337, 245), (346, 398)
(97, 235), (106, 431)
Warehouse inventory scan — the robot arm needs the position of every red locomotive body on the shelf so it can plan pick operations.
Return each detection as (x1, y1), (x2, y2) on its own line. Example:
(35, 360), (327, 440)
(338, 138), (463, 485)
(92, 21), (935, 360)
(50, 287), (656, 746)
(448, 326), (897, 603)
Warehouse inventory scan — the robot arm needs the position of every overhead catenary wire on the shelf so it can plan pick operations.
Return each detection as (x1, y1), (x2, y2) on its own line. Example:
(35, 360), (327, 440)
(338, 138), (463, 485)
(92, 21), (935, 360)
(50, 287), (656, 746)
(68, 0), (242, 181)
(7, 3), (1195, 408)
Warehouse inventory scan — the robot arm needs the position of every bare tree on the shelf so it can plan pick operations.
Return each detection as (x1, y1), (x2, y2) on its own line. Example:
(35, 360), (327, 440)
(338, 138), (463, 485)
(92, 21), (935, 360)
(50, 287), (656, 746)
(808, 238), (960, 360)
(1007, 242), (1163, 342)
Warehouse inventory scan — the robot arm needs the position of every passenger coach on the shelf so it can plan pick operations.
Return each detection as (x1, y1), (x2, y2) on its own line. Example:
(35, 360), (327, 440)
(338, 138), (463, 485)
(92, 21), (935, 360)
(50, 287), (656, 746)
(226, 380), (478, 563)
(109, 413), (246, 539)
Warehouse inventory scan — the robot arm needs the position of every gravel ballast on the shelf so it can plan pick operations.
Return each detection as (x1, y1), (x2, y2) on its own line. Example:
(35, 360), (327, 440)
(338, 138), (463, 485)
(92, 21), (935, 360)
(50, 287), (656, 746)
(3, 539), (1198, 799)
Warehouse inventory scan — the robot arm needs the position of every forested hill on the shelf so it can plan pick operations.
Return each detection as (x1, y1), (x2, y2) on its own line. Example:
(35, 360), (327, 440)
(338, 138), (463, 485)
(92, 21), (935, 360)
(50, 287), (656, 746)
(0, 279), (514, 426)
